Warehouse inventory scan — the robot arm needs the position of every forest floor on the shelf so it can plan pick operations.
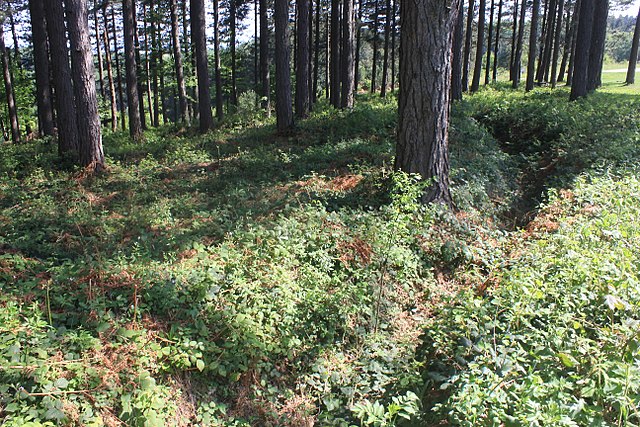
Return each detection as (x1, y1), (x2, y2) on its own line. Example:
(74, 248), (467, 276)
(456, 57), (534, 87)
(1, 83), (640, 426)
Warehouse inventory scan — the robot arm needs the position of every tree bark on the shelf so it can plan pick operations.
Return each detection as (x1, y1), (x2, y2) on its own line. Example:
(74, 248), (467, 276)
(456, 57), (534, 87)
(396, 0), (459, 206)
(512, 0), (526, 86)
(94, 7), (106, 99)
(149, 0), (160, 126)
(314, 0), (321, 99)
(451, 0), (464, 100)
(626, 5), (640, 84)
(526, 0), (540, 91)
(259, 0), (271, 115)
(28, 0), (55, 137)
(380, 0), (391, 96)
(213, 0), (224, 120)
(102, 14), (118, 132)
(569, 0), (593, 99)
(275, 0), (294, 131)
(230, 0), (238, 106)
(492, 0), (502, 81)
(191, 0), (214, 131)
(557, 0), (573, 82)
(509, 0), (519, 81)
(65, 0), (104, 170)
(330, 0), (342, 106)
(586, 0), (607, 90)
(296, 0), (311, 117)
(123, 0), (143, 140)
(341, 0), (355, 107)
(470, 0), (486, 92)
(550, 0), (565, 87)
(566, 0), (580, 85)
(0, 22), (19, 143)
(110, 5), (127, 131)
(462, 0), (475, 91)
(354, 0), (362, 91)
(390, 0), (397, 92)
(484, 0), (495, 85)
(170, 0), (189, 123)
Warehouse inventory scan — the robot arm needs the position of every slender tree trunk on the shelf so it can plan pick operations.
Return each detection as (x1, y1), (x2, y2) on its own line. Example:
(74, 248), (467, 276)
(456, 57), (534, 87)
(274, 0), (294, 131)
(390, 0), (397, 92)
(142, 4), (154, 126)
(586, 0), (607, 90)
(170, 0), (189, 123)
(380, 0), (391, 96)
(330, 0), (342, 106)
(28, 0), (55, 137)
(8, 13), (19, 65)
(550, 0), (565, 86)
(255, 0), (259, 102)
(470, 0), (486, 92)
(537, 0), (556, 82)
(370, 0), (380, 94)
(526, 0), (540, 91)
(123, 0), (143, 140)
(452, 0), (464, 100)
(569, 0), (593, 99)
(314, 0), (321, 99)
(102, 17), (118, 132)
(626, 5), (640, 84)
(150, 0), (160, 126)
(132, 5), (147, 130)
(213, 0), (224, 120)
(354, 0), (362, 91)
(230, 0), (238, 106)
(259, 0), (271, 115)
(308, 0), (314, 108)
(110, 6), (127, 131)
(296, 0), (311, 117)
(566, 0), (580, 85)
(492, 0), (502, 81)
(341, 0), (355, 107)
(325, 9), (330, 98)
(66, 0), (104, 170)
(557, 0), (573, 82)
(462, 0), (475, 91)
(191, 0), (214, 131)
(94, 7), (106, 99)
(512, 0), (526, 86)
(396, 0), (459, 205)
(510, 0), (519, 81)
(485, 0), (495, 85)
(0, 23), (19, 143)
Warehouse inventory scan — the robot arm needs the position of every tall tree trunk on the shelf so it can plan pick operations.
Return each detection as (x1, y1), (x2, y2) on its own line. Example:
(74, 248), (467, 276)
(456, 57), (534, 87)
(380, 0), (391, 96)
(142, 4), (154, 126)
(330, 0), (342, 106)
(255, 0), (259, 102)
(8, 12), (19, 65)
(557, 0), (574, 82)
(452, 0), (464, 100)
(66, 0), (104, 170)
(526, 0), (540, 91)
(626, 5), (640, 84)
(396, 0), (458, 205)
(150, 0), (160, 126)
(102, 17), (118, 132)
(28, 0), (55, 137)
(110, 6), (127, 131)
(274, 0), (294, 131)
(94, 7), (106, 99)
(0, 23), (19, 143)
(132, 4), (147, 130)
(354, 0), (362, 91)
(314, 0), (321, 99)
(537, 0), (556, 82)
(586, 0), (607, 91)
(462, 0), (475, 91)
(569, 0), (593, 99)
(512, 0), (526, 86)
(230, 0), (238, 106)
(509, 0), (519, 81)
(550, 0), (565, 86)
(213, 0), (224, 120)
(492, 0), (502, 81)
(390, 0), (397, 92)
(370, 0), (380, 94)
(170, 0), (189, 123)
(566, 0), (580, 85)
(191, 0), (214, 131)
(308, 0), (314, 108)
(259, 0), (271, 114)
(123, 0), (143, 140)
(484, 0), (495, 85)
(341, 0), (355, 107)
(296, 0), (311, 117)
(470, 0), (486, 92)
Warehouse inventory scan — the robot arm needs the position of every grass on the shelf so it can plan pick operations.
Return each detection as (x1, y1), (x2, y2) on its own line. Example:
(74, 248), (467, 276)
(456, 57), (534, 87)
(1, 83), (640, 426)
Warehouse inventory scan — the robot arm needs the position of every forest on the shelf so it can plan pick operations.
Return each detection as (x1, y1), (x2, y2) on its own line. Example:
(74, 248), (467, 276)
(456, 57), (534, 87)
(0, 0), (640, 425)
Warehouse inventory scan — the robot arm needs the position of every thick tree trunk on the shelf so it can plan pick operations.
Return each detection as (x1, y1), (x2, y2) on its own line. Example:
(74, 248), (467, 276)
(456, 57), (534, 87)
(110, 6), (127, 131)
(66, 0), (104, 170)
(470, 0), (486, 92)
(330, 0), (342, 106)
(380, 0), (391, 96)
(492, 0), (502, 81)
(462, 0), (475, 91)
(626, 6), (640, 84)
(28, 0), (55, 137)
(0, 24), (19, 143)
(451, 0), (464, 100)
(296, 0), (311, 117)
(123, 0), (143, 140)
(484, 0), (495, 85)
(512, 0), (526, 86)
(275, 0), (294, 131)
(213, 0), (224, 120)
(341, 0), (355, 107)
(586, 0), (607, 90)
(191, 0), (214, 131)
(569, 0), (593, 99)
(170, 0), (189, 123)
(526, 0), (540, 91)
(396, 0), (458, 205)
(550, 0), (565, 87)
(259, 0), (271, 115)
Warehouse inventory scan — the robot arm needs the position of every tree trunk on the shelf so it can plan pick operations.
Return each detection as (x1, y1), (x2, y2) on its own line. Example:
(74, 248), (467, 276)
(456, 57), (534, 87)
(451, 0), (464, 100)
(330, 0), (342, 106)
(341, 0), (355, 108)
(537, 0), (556, 82)
(28, 0), (55, 137)
(557, 0), (574, 82)
(462, 0), (475, 91)
(396, 0), (458, 205)
(492, 0), (502, 81)
(484, 0), (495, 85)
(512, 0), (526, 87)
(390, 0), (397, 92)
(149, 0), (160, 126)
(66, 0), (104, 170)
(0, 23), (19, 143)
(123, 0), (143, 140)
(525, 0), (540, 91)
(586, 0), (607, 91)
(626, 5), (640, 84)
(213, 0), (224, 120)
(314, 0), (321, 99)
(470, 0), (486, 92)
(354, 0), (362, 91)
(230, 0), (238, 106)
(133, 5), (147, 130)
(509, 0), (519, 81)
(259, 0), (271, 115)
(94, 7), (106, 99)
(191, 0), (214, 131)
(380, 0), (391, 96)
(170, 0), (189, 123)
(8, 12), (20, 65)
(102, 15), (118, 132)
(142, 4), (154, 126)
(550, 0), (565, 87)
(296, 0), (311, 117)
(566, 0), (580, 85)
(569, 0), (593, 99)
(110, 5), (127, 131)
(275, 0), (294, 131)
